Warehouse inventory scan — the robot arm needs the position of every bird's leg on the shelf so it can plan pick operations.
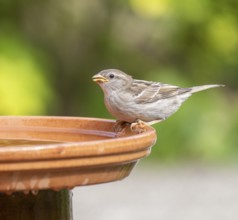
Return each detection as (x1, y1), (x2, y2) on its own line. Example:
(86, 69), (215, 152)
(113, 120), (130, 133)
(130, 119), (149, 134)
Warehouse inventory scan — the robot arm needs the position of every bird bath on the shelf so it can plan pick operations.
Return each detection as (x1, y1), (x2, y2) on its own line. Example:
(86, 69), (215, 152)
(0, 116), (157, 219)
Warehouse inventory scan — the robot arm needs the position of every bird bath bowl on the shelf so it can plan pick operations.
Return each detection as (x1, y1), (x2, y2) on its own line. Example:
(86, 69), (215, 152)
(0, 116), (157, 220)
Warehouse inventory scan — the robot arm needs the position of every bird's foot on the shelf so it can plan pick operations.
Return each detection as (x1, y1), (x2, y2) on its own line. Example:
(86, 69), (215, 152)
(130, 120), (148, 134)
(113, 120), (130, 133)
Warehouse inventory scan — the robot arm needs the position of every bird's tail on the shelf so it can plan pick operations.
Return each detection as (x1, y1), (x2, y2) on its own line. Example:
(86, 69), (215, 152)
(190, 84), (224, 94)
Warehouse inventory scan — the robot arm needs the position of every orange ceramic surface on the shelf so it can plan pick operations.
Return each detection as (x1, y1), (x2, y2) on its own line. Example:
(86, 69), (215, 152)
(0, 116), (157, 194)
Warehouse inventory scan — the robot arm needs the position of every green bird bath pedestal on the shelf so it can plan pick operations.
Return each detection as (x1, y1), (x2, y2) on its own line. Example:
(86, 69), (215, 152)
(0, 116), (157, 220)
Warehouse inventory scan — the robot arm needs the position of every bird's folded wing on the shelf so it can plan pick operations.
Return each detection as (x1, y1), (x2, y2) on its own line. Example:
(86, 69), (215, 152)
(131, 80), (191, 104)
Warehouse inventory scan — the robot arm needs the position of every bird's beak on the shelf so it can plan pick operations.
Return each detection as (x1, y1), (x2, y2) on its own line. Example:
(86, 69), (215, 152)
(92, 74), (109, 83)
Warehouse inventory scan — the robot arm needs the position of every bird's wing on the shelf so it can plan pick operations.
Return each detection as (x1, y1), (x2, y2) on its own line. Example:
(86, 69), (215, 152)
(131, 80), (191, 104)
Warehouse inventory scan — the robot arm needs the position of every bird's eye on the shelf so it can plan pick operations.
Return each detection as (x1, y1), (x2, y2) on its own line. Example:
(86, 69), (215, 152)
(109, 73), (115, 79)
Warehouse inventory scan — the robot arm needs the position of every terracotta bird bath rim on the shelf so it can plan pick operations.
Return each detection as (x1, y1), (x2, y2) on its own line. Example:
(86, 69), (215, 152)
(0, 116), (157, 194)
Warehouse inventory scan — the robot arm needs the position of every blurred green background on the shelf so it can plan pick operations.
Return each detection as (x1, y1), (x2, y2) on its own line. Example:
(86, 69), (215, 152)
(0, 0), (237, 163)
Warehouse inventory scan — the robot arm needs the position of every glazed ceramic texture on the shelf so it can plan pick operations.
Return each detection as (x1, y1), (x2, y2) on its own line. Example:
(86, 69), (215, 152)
(0, 116), (157, 194)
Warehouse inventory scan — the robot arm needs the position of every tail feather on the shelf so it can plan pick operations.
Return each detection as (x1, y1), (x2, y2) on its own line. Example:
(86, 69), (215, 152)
(190, 84), (224, 94)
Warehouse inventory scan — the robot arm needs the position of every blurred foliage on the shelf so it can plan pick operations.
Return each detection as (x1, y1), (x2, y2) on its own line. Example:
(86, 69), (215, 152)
(0, 0), (237, 162)
(0, 32), (54, 114)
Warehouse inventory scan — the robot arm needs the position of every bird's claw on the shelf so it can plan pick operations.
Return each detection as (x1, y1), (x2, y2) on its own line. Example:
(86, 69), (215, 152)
(113, 120), (130, 133)
(130, 120), (148, 134)
(114, 119), (149, 135)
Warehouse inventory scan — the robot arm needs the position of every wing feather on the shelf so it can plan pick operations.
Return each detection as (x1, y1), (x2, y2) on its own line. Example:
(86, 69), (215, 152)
(129, 80), (191, 104)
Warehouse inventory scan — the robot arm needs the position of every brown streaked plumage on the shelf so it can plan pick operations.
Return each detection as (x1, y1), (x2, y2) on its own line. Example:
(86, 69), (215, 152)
(92, 69), (224, 132)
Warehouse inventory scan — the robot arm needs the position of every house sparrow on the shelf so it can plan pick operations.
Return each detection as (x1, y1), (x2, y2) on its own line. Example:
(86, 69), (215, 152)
(92, 69), (224, 133)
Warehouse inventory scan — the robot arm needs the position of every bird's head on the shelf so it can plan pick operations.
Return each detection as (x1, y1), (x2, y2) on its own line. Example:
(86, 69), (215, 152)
(92, 69), (133, 92)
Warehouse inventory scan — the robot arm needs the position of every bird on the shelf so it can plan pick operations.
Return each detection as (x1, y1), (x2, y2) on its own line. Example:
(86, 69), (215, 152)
(92, 69), (224, 133)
